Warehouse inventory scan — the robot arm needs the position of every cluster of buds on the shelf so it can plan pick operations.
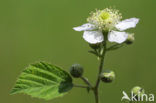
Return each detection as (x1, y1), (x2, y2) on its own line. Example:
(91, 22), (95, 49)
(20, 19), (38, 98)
(70, 63), (116, 83)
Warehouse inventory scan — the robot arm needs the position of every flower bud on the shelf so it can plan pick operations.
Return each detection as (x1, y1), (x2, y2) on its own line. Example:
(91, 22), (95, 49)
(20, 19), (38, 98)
(125, 33), (135, 44)
(89, 43), (101, 49)
(69, 64), (84, 78)
(100, 70), (115, 83)
(131, 86), (145, 96)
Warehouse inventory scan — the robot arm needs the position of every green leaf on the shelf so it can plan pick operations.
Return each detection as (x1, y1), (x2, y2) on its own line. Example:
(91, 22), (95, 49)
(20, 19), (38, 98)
(10, 62), (73, 100)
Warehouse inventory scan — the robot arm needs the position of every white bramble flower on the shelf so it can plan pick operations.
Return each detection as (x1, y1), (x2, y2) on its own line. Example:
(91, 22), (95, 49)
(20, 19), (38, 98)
(73, 8), (139, 44)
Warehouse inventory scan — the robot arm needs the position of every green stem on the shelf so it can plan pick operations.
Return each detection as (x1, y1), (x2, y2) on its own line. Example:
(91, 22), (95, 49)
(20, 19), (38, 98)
(81, 76), (93, 88)
(94, 40), (107, 103)
(73, 84), (89, 89)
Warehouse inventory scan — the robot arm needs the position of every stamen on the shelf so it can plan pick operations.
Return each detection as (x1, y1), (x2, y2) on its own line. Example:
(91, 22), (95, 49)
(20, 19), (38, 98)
(87, 8), (122, 31)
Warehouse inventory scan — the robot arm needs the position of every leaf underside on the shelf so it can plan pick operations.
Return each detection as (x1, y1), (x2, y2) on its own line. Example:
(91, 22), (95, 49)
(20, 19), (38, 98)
(10, 62), (73, 100)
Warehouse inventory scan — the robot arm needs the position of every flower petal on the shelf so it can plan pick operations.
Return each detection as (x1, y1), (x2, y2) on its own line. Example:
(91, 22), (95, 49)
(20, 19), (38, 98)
(108, 31), (128, 44)
(115, 18), (139, 31)
(83, 31), (104, 44)
(73, 23), (97, 31)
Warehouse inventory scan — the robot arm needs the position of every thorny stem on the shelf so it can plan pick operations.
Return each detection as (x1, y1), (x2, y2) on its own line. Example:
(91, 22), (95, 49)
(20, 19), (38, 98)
(94, 37), (107, 103)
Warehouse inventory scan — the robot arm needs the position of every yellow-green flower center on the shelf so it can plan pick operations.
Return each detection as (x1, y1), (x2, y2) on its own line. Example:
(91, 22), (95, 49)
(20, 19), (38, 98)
(87, 8), (122, 31)
(99, 12), (110, 20)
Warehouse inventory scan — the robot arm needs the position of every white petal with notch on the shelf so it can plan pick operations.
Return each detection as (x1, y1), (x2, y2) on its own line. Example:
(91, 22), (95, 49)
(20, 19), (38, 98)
(115, 18), (139, 31)
(83, 31), (104, 44)
(73, 23), (97, 31)
(108, 30), (128, 44)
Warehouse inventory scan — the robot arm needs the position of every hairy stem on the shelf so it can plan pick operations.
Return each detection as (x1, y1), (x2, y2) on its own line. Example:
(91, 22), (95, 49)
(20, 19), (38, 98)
(81, 76), (93, 88)
(73, 84), (89, 89)
(94, 40), (107, 103)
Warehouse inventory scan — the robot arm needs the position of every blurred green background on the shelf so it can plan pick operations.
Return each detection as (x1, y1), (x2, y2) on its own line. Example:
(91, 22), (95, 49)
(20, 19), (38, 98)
(0, 0), (156, 103)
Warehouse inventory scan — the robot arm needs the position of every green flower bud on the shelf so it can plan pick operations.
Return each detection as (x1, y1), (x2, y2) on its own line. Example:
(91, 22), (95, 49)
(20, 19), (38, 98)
(125, 33), (135, 44)
(100, 70), (115, 83)
(69, 64), (84, 78)
(131, 86), (145, 97)
(89, 43), (101, 49)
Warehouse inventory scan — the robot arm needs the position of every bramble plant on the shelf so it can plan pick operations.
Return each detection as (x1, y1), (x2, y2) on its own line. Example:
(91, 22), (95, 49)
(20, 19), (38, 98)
(10, 8), (140, 103)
